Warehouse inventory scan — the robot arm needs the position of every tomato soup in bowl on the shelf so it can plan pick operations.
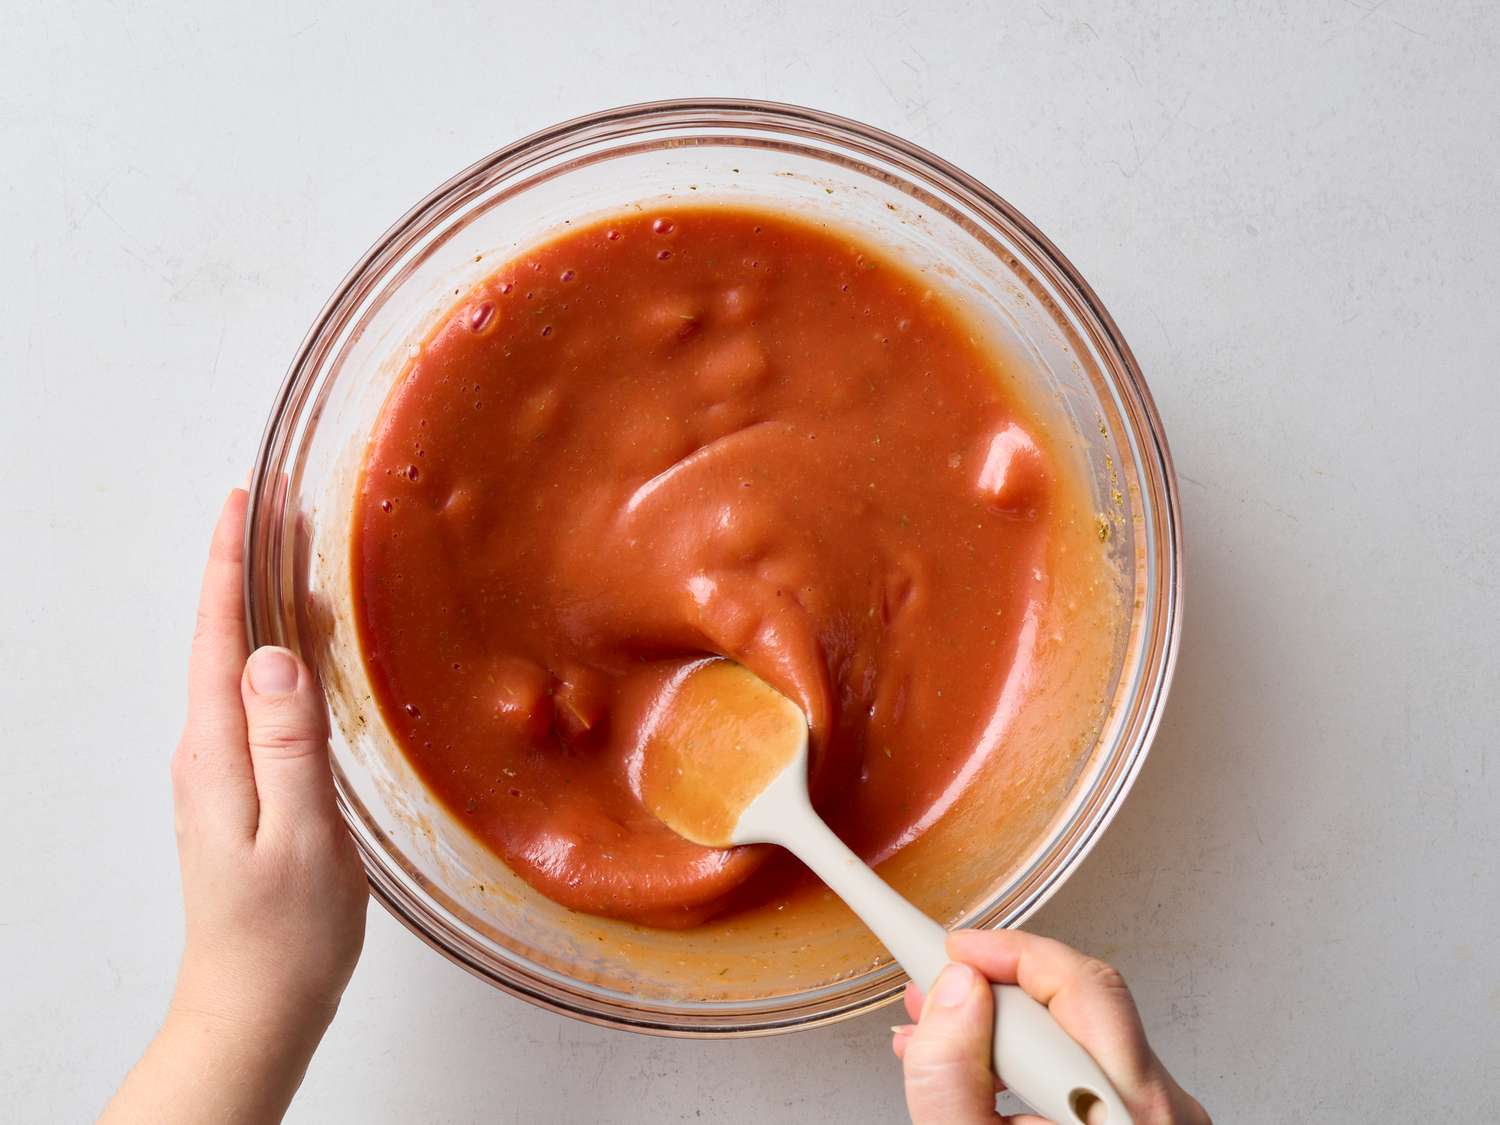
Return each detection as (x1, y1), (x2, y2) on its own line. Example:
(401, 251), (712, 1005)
(247, 101), (1181, 1035)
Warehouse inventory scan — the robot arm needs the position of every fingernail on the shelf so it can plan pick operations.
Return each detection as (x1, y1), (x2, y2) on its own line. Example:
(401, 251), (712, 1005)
(248, 647), (299, 695)
(890, 1024), (914, 1036)
(932, 963), (977, 1008)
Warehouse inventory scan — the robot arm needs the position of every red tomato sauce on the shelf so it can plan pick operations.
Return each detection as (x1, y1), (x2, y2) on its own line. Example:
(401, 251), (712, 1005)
(353, 207), (1079, 927)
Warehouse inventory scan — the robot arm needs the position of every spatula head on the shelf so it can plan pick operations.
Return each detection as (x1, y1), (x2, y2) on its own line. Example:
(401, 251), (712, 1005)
(640, 659), (809, 848)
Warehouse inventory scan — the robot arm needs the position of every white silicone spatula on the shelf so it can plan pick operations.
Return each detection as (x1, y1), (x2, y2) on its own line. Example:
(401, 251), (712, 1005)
(641, 660), (1132, 1125)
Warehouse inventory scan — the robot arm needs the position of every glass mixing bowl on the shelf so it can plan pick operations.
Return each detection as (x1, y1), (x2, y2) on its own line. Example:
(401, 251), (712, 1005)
(245, 99), (1182, 1036)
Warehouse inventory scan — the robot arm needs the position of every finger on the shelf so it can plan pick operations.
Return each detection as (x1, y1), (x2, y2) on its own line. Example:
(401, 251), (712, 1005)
(904, 980), (923, 1022)
(187, 490), (252, 736)
(895, 1026), (1008, 1095)
(241, 646), (337, 837)
(891, 1024), (914, 1060)
(948, 930), (1158, 1094)
(173, 490), (257, 837)
(902, 963), (1001, 1125)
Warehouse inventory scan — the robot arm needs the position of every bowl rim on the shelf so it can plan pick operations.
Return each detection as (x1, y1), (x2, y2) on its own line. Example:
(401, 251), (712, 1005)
(246, 96), (1183, 1037)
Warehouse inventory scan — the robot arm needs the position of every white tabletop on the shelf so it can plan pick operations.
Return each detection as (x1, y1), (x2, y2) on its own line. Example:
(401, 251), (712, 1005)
(3, 2), (1497, 1121)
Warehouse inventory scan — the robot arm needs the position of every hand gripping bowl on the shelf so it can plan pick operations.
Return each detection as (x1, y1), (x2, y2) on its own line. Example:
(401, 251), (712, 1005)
(245, 99), (1182, 1036)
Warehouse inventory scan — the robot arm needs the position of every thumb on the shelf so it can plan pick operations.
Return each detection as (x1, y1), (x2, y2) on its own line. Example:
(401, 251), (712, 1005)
(902, 963), (1001, 1125)
(241, 646), (337, 834)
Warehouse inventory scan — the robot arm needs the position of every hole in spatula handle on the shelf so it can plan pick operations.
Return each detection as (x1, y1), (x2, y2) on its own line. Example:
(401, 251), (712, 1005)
(1069, 1087), (1106, 1122)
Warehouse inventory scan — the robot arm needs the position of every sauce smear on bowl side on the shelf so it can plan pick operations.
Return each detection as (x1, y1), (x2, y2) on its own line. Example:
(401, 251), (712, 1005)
(351, 206), (1102, 928)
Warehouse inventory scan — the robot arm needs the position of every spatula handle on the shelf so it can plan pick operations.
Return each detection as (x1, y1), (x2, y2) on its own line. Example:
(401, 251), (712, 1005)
(988, 982), (1132, 1124)
(750, 781), (1131, 1124)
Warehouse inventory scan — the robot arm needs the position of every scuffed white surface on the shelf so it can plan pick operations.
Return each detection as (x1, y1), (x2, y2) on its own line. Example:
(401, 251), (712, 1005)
(1, 1), (1497, 1120)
